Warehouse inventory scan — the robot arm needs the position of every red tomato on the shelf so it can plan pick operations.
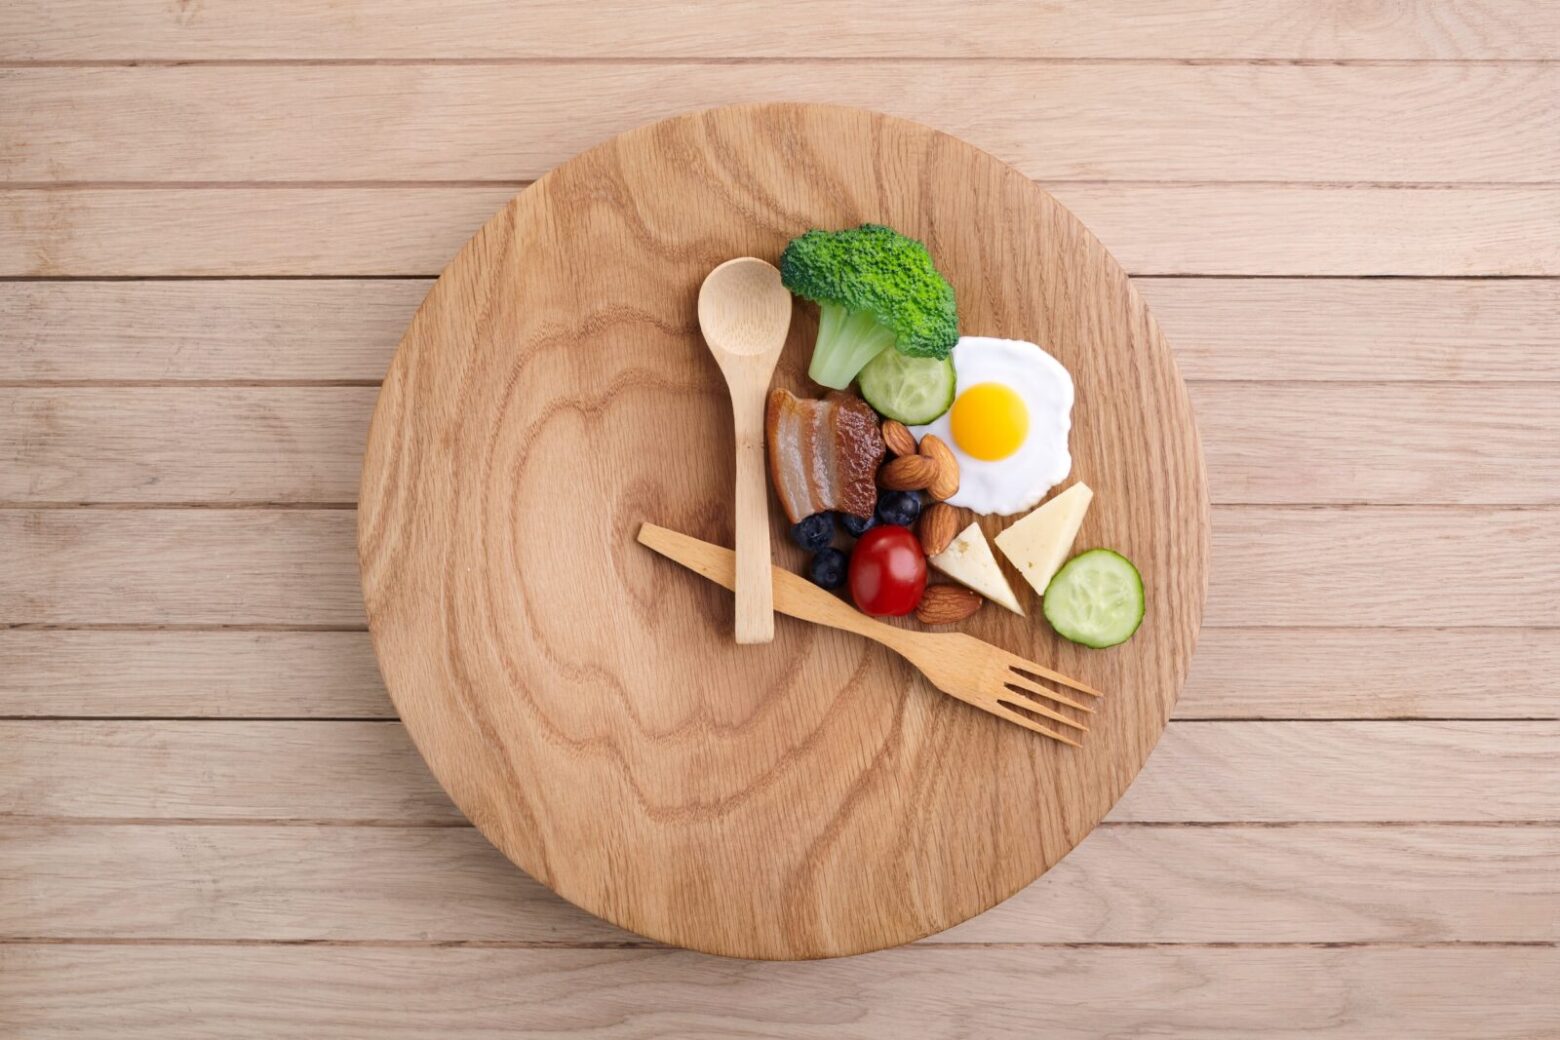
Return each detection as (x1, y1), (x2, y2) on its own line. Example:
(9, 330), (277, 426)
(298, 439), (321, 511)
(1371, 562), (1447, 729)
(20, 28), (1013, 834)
(848, 525), (927, 617)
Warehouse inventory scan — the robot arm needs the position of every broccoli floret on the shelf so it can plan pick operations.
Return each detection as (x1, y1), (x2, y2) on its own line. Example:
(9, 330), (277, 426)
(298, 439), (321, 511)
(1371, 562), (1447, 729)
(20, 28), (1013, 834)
(779, 224), (958, 390)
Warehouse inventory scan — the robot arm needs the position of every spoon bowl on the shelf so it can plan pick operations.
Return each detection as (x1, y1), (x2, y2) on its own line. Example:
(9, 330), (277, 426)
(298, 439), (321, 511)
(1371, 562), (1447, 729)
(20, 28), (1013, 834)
(699, 257), (794, 362)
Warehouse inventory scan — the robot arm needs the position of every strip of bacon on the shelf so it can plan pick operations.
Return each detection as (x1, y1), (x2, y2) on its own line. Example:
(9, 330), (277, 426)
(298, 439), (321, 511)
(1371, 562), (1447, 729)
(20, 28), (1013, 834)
(765, 388), (886, 524)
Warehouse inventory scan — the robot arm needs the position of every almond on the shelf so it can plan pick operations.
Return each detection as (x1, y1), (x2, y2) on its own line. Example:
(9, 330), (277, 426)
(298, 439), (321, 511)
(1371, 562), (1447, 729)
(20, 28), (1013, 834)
(881, 419), (918, 457)
(917, 501), (958, 557)
(915, 584), (983, 625)
(919, 434), (960, 501)
(878, 453), (938, 492)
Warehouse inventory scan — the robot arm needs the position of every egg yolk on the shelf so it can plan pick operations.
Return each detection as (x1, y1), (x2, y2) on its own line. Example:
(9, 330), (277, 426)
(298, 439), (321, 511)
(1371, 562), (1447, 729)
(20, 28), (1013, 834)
(949, 382), (1029, 461)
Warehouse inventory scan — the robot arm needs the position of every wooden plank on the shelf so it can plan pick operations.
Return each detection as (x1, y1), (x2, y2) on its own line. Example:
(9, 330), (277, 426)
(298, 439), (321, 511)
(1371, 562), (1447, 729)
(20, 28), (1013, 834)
(5, 823), (1554, 943)
(1111, 721), (1560, 822)
(1065, 186), (1560, 277)
(0, 721), (458, 822)
(0, 188), (514, 278)
(1181, 628), (1560, 720)
(3, 945), (1556, 1039)
(6, 278), (1556, 385)
(3, 507), (1554, 626)
(0, 281), (424, 383)
(0, 631), (389, 718)
(5, 64), (1555, 183)
(2, 186), (1554, 277)
(0, 823), (624, 943)
(2, 0), (1553, 60)
(1139, 278), (1560, 383)
(5, 628), (1555, 720)
(0, 510), (366, 626)
(8, 384), (1557, 504)
(2, 721), (1554, 822)
(1193, 383), (1560, 505)
(0, 388), (372, 503)
(943, 825), (1560, 943)
(1205, 507), (1558, 627)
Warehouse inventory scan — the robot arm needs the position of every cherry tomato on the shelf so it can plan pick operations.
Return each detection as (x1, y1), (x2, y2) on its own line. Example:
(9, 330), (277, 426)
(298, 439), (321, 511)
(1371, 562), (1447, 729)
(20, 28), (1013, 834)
(848, 524), (927, 616)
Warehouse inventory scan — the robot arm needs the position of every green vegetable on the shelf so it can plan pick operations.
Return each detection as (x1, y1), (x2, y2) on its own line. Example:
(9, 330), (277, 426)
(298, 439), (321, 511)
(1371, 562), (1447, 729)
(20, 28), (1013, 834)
(780, 224), (958, 390)
(857, 349), (957, 425)
(1042, 549), (1145, 649)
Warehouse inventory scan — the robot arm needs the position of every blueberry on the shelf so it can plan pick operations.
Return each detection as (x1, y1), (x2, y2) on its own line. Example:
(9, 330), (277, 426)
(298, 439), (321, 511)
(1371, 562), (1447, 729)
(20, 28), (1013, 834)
(839, 511), (877, 537)
(875, 491), (921, 528)
(789, 512), (834, 552)
(808, 547), (849, 590)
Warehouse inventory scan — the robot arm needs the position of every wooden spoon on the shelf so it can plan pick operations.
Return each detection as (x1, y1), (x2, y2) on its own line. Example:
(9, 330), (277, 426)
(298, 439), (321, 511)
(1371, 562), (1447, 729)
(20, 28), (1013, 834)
(697, 257), (793, 644)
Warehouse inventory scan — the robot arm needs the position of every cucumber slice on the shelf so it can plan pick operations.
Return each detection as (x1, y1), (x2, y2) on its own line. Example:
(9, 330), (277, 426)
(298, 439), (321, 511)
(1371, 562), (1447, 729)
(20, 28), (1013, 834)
(1042, 549), (1145, 648)
(857, 350), (956, 425)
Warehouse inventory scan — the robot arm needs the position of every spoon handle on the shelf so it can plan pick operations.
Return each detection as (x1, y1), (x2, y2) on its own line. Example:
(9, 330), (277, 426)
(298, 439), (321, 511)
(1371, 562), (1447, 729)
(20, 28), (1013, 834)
(731, 389), (775, 644)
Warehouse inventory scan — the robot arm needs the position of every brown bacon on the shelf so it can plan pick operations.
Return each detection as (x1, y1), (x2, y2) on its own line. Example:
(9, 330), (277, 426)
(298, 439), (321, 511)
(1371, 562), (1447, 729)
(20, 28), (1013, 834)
(765, 388), (886, 524)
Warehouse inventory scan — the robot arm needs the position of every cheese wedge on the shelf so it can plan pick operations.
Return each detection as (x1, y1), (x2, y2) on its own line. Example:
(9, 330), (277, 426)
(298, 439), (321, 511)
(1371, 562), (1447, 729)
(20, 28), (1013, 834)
(929, 523), (1024, 615)
(995, 482), (1094, 597)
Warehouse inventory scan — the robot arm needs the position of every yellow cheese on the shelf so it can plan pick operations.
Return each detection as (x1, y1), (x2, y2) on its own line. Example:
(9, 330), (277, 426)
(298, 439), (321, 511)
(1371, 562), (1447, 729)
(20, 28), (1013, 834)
(928, 523), (1024, 615)
(995, 482), (1094, 596)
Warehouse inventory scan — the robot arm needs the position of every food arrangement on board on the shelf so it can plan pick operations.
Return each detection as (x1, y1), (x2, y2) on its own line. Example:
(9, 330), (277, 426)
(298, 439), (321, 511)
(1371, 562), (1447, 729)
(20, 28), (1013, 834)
(643, 223), (1146, 745)
(763, 224), (1144, 651)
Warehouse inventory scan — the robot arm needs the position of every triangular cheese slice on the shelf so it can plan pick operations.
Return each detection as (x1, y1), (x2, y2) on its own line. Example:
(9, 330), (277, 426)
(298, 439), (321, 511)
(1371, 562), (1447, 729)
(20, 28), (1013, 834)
(995, 482), (1093, 597)
(928, 523), (1024, 615)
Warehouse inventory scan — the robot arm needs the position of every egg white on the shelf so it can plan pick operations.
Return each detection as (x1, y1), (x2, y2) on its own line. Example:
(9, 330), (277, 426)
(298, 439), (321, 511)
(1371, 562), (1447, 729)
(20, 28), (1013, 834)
(910, 336), (1074, 516)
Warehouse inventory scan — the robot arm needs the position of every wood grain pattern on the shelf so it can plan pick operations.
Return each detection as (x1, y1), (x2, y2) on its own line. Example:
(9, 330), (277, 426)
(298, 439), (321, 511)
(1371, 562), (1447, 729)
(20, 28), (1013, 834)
(1193, 383), (1560, 504)
(1206, 507), (1559, 627)
(1141, 278), (1560, 383)
(6, 628), (1556, 720)
(7, 383), (1558, 504)
(7, 823), (1555, 943)
(0, 281), (425, 383)
(0, 388), (373, 502)
(3, 186), (1554, 276)
(6, 507), (1551, 627)
(5, 721), (1555, 823)
(358, 104), (1208, 958)
(0, 721), (455, 822)
(0, 631), (390, 718)
(1058, 185), (1560, 277)
(0, 510), (366, 626)
(4, 0), (1554, 59)
(1181, 628), (1560, 719)
(6, 64), (1556, 183)
(1111, 721), (1560, 822)
(6, 278), (1557, 384)
(4, 945), (1556, 1039)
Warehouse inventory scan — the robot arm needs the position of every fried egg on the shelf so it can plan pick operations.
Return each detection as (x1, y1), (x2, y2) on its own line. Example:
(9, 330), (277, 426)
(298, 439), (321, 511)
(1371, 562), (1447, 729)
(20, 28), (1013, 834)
(910, 337), (1074, 515)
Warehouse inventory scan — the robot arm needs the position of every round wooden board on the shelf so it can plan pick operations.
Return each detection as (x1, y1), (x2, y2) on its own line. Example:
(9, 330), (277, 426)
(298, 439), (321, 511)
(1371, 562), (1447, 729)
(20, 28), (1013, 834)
(359, 103), (1209, 960)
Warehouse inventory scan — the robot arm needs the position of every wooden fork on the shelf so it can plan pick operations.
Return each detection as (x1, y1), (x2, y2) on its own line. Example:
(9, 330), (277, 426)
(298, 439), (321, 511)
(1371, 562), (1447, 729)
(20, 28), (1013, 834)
(637, 523), (1102, 746)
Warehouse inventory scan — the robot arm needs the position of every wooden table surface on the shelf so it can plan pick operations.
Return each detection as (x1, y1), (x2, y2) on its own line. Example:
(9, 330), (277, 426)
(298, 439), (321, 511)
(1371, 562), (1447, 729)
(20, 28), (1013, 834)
(1, 3), (1556, 1036)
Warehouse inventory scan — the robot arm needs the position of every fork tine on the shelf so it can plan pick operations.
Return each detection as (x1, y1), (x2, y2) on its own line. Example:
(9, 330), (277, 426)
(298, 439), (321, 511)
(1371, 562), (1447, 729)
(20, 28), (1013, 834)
(990, 700), (1082, 747)
(1007, 654), (1103, 698)
(991, 687), (1087, 732)
(1004, 672), (1095, 715)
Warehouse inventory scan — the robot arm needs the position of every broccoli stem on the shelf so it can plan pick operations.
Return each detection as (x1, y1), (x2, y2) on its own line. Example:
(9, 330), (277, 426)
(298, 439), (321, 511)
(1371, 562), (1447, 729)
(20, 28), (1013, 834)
(807, 302), (899, 390)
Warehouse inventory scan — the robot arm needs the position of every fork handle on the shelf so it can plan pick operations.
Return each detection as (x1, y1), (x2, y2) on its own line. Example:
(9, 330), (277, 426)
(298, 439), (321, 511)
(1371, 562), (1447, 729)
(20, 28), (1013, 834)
(637, 523), (912, 649)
